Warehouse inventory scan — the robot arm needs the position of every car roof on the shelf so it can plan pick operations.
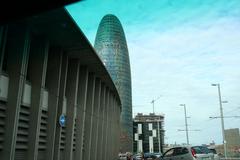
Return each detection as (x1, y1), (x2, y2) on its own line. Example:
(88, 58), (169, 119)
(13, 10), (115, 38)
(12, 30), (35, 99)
(207, 146), (215, 149)
(167, 146), (192, 149)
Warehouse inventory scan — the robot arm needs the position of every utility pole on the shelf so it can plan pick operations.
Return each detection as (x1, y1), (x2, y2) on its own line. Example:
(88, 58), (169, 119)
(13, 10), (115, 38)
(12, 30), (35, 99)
(150, 96), (161, 114)
(179, 104), (189, 145)
(211, 83), (227, 158)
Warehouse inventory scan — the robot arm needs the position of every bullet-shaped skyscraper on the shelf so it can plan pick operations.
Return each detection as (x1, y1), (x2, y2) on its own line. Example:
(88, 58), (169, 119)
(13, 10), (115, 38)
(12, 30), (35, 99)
(95, 14), (133, 152)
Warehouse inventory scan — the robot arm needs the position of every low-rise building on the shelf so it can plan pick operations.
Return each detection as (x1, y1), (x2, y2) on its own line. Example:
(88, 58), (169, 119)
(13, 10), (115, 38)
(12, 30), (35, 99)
(225, 128), (240, 157)
(133, 113), (165, 153)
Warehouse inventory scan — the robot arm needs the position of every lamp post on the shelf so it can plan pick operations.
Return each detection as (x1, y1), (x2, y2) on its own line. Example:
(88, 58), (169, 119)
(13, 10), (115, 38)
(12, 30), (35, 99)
(211, 83), (227, 158)
(179, 104), (189, 145)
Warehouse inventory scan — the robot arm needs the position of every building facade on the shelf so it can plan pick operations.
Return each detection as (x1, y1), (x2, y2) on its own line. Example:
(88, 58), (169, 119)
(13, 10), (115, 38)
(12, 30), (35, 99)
(94, 14), (133, 152)
(0, 8), (121, 160)
(225, 128), (240, 157)
(133, 113), (165, 154)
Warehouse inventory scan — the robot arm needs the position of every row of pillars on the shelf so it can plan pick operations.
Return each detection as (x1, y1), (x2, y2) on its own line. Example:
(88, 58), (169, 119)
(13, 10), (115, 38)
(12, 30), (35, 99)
(0, 24), (121, 160)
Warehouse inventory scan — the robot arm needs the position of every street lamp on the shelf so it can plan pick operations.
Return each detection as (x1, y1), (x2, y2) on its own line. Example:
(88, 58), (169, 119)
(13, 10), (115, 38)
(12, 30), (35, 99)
(179, 104), (189, 145)
(211, 83), (227, 158)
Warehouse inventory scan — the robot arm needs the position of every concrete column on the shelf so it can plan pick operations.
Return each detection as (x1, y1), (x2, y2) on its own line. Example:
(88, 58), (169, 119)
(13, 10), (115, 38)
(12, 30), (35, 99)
(45, 47), (63, 160)
(110, 94), (114, 160)
(27, 37), (49, 160)
(1, 26), (30, 160)
(53, 53), (68, 160)
(101, 87), (109, 160)
(117, 101), (121, 158)
(114, 97), (117, 159)
(64, 59), (80, 160)
(112, 96), (117, 159)
(75, 66), (88, 160)
(90, 78), (101, 160)
(82, 73), (95, 160)
(103, 89), (110, 160)
(108, 94), (113, 160)
(97, 84), (106, 160)
(111, 94), (115, 159)
(116, 104), (121, 156)
(114, 98), (120, 159)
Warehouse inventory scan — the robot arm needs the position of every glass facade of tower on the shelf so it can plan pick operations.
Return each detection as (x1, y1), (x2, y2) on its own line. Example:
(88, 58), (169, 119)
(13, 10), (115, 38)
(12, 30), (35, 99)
(94, 14), (133, 152)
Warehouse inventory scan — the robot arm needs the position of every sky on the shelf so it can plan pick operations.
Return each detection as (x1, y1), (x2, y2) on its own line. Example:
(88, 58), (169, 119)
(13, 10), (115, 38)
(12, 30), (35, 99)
(66, 0), (240, 145)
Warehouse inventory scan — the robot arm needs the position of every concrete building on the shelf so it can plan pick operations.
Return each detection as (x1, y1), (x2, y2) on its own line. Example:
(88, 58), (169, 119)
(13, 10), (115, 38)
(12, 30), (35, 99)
(225, 128), (240, 146)
(133, 113), (165, 154)
(0, 8), (121, 160)
(94, 14), (133, 152)
(225, 128), (240, 157)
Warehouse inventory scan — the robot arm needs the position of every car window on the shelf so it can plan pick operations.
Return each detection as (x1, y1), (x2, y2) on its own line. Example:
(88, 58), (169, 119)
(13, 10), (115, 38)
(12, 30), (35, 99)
(182, 147), (189, 154)
(192, 146), (212, 154)
(199, 146), (212, 154)
(209, 149), (217, 154)
(164, 149), (174, 157)
(174, 147), (189, 156)
(192, 146), (204, 154)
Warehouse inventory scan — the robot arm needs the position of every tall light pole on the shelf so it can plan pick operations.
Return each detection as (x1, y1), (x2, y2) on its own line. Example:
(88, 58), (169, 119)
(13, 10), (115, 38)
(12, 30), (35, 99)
(180, 104), (189, 145)
(211, 83), (227, 158)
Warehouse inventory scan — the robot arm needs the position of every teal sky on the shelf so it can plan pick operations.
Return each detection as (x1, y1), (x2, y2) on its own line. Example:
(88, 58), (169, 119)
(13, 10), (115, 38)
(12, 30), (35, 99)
(66, 0), (240, 146)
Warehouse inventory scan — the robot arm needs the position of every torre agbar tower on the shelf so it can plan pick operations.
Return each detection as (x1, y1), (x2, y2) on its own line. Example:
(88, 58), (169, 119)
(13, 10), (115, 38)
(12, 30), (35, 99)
(94, 14), (133, 152)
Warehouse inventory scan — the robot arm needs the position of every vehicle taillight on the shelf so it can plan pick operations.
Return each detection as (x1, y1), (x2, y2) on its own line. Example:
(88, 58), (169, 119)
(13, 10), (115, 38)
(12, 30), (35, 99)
(191, 148), (197, 158)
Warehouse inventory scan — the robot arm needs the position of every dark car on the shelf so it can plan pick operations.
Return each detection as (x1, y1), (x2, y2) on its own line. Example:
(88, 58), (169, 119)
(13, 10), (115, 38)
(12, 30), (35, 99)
(144, 152), (163, 160)
(132, 153), (142, 160)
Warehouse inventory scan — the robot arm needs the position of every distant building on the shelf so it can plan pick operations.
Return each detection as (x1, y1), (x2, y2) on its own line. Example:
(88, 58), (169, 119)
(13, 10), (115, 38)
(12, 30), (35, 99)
(225, 128), (240, 157)
(95, 14), (133, 152)
(133, 113), (165, 153)
(225, 128), (240, 146)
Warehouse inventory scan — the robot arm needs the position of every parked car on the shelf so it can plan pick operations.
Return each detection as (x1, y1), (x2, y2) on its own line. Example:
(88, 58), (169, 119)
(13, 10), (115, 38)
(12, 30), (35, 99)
(119, 153), (127, 160)
(133, 153), (142, 160)
(162, 146), (214, 160)
(144, 152), (159, 160)
(192, 146), (214, 160)
(133, 152), (162, 160)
